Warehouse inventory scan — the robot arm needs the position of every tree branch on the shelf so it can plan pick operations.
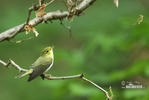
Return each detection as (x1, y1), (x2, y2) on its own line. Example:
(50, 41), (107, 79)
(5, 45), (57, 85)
(0, 59), (112, 100)
(0, 0), (96, 42)
(45, 74), (111, 100)
(0, 59), (28, 72)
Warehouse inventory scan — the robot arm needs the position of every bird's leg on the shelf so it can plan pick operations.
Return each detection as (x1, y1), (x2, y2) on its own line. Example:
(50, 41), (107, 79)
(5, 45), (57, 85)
(40, 74), (45, 80)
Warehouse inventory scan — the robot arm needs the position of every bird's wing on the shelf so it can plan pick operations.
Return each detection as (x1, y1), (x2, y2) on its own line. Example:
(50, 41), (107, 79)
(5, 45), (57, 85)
(30, 56), (51, 69)
(28, 56), (53, 81)
(30, 56), (42, 68)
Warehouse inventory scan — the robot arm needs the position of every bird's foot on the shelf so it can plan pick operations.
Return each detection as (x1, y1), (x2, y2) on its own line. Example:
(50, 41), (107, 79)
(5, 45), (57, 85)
(40, 74), (51, 80)
(40, 74), (45, 80)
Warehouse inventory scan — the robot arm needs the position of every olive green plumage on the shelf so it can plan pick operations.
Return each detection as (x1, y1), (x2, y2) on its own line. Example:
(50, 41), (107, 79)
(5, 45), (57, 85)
(18, 46), (54, 82)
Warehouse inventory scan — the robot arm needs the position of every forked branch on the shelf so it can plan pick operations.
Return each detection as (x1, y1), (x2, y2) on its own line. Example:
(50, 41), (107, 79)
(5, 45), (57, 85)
(0, 59), (112, 100)
(0, 59), (28, 72)
(0, 0), (96, 42)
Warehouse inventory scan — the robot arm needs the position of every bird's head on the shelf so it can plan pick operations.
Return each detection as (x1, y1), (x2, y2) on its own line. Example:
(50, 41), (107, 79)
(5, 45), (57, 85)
(41, 46), (54, 58)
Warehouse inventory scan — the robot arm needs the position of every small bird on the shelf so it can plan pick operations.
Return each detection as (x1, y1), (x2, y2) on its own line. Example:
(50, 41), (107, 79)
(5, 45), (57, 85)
(18, 46), (54, 82)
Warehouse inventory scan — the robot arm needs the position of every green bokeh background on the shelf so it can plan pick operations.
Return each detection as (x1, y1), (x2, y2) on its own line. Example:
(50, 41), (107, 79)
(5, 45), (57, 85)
(0, 0), (149, 100)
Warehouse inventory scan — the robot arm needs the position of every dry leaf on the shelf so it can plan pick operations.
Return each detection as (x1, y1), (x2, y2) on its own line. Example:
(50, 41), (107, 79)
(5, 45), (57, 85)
(114, 0), (119, 8)
(137, 15), (144, 24)
(24, 25), (33, 34)
(36, 4), (47, 18)
(32, 28), (39, 37)
(24, 24), (39, 37)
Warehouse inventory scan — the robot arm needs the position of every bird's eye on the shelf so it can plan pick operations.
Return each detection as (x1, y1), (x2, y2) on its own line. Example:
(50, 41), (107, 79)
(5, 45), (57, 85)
(46, 50), (49, 53)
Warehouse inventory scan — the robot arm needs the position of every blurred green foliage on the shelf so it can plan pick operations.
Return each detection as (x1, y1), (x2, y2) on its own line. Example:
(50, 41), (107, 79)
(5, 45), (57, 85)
(0, 0), (149, 100)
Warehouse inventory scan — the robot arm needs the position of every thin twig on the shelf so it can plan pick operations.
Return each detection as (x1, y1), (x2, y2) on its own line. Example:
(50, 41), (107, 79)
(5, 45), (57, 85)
(39, 0), (45, 6)
(26, 0), (48, 25)
(45, 73), (111, 100)
(0, 59), (28, 72)
(15, 36), (34, 44)
(0, 59), (111, 100)
(44, 73), (83, 80)
(26, 6), (34, 25)
(46, 0), (55, 6)
(0, 0), (96, 42)
(109, 86), (113, 100)
(82, 77), (111, 100)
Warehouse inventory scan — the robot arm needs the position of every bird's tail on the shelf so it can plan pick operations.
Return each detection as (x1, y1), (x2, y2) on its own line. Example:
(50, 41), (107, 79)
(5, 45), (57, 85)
(27, 74), (34, 82)
(27, 70), (39, 82)
(16, 69), (33, 78)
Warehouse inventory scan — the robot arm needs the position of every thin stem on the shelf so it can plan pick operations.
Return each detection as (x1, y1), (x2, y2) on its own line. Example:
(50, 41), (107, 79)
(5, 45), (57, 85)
(82, 77), (110, 100)
(26, 8), (33, 25)
(0, 59), (28, 72)
(44, 73), (111, 100)
(46, 0), (55, 6)
(25, 4), (39, 25)
(45, 74), (82, 80)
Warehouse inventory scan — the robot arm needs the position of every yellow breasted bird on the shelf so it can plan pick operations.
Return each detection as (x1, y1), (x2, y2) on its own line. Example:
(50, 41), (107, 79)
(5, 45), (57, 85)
(18, 46), (54, 82)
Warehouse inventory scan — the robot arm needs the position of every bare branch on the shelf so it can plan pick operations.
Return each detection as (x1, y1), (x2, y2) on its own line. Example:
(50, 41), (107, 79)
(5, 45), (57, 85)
(26, 5), (35, 25)
(0, 59), (111, 100)
(44, 73), (83, 80)
(75, 0), (95, 15)
(46, 0), (54, 6)
(44, 73), (111, 100)
(0, 59), (28, 72)
(0, 0), (96, 42)
(82, 77), (111, 100)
